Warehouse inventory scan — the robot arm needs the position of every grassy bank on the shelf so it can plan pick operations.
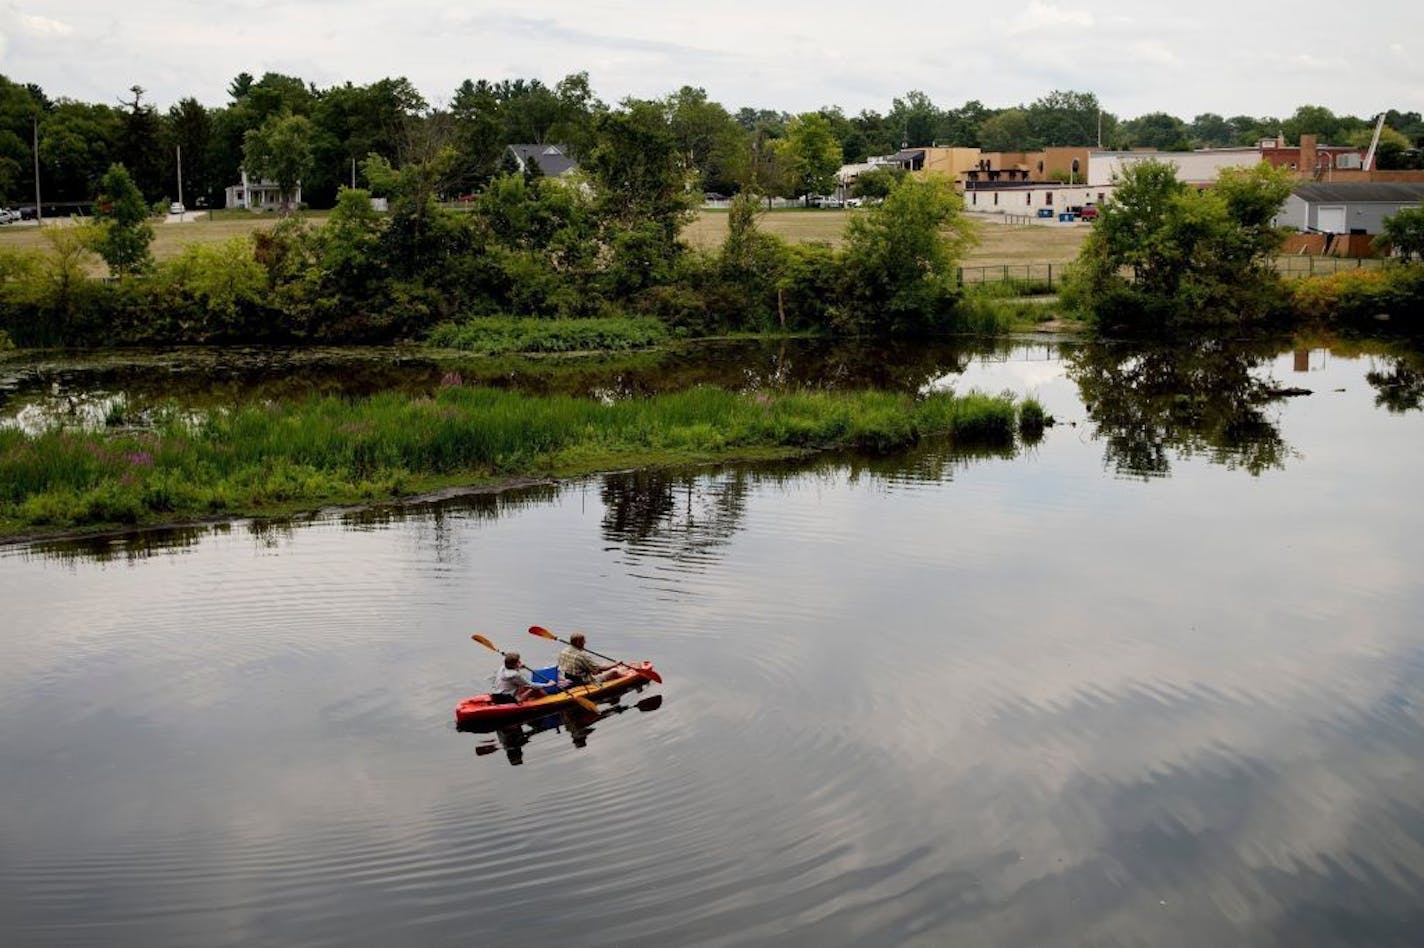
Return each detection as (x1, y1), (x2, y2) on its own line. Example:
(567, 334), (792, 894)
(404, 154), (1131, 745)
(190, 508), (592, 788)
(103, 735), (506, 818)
(0, 384), (1034, 539)
(428, 316), (670, 354)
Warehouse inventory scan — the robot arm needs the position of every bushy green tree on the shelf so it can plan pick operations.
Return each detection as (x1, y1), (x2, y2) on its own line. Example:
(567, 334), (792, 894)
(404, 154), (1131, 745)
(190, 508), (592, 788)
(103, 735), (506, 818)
(93, 163), (154, 276)
(243, 112), (313, 211)
(851, 166), (906, 200)
(1064, 160), (1294, 328)
(777, 113), (842, 203)
(1375, 205), (1424, 262)
(837, 174), (973, 333)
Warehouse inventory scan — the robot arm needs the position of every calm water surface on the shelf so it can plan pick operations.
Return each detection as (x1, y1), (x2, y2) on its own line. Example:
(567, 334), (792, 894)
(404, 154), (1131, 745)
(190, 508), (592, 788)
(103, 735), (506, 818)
(2, 339), (1423, 946)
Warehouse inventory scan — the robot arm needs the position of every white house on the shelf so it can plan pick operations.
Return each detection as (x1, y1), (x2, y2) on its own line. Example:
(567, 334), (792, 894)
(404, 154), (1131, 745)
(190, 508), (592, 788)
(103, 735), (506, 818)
(224, 168), (302, 211)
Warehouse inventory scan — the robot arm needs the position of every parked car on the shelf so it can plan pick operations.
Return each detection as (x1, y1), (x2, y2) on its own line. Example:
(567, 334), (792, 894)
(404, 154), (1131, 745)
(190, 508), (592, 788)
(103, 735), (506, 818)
(169, 202), (185, 215)
(844, 197), (863, 208)
(1077, 204), (1099, 221)
(0, 208), (19, 224)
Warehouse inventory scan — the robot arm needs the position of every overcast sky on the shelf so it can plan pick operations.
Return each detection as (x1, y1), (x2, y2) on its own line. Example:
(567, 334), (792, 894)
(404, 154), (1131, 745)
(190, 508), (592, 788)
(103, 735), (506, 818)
(2, 0), (1419, 121)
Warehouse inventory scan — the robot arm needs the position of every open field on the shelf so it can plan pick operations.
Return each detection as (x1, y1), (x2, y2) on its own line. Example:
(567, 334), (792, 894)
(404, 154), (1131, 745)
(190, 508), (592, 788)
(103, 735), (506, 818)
(0, 208), (1087, 270)
(2, 209), (1374, 278)
(682, 209), (1090, 266)
(0, 212), (329, 263)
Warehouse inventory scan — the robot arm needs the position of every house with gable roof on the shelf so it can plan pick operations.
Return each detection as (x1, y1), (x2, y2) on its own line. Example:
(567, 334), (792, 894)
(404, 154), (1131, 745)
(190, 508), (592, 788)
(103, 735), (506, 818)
(503, 144), (579, 178)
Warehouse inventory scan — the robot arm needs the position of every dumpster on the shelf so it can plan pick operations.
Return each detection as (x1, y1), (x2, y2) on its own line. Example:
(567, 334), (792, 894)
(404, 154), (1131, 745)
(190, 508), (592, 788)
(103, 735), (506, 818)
(1058, 212), (1076, 222)
(1036, 207), (1054, 219)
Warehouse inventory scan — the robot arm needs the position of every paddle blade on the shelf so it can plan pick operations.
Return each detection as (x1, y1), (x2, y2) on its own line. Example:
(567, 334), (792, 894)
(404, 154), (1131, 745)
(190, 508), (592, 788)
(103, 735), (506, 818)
(470, 633), (500, 652)
(642, 667), (664, 685)
(528, 625), (558, 640)
(475, 743), (499, 756)
(570, 691), (599, 713)
(635, 694), (664, 713)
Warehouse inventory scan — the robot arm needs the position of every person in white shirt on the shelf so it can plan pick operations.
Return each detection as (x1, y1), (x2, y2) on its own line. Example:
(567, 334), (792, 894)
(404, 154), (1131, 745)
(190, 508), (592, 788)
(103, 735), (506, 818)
(492, 652), (550, 703)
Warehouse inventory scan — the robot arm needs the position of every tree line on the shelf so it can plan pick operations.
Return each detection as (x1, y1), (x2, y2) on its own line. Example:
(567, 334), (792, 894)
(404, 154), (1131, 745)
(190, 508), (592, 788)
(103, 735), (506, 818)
(3, 72), (1422, 210)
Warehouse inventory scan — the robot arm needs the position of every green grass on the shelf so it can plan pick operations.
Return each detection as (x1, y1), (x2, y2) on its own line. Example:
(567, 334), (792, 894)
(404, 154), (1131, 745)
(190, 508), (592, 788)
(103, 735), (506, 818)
(428, 316), (670, 354)
(0, 384), (1033, 538)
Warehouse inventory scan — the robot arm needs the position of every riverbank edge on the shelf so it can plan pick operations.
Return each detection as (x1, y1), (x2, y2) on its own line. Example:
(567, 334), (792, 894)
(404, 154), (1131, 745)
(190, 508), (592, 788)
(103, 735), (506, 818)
(0, 442), (846, 548)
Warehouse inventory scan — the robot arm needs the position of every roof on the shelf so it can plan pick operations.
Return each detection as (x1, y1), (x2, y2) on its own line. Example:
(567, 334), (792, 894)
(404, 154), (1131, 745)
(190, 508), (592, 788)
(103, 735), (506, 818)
(1291, 183), (1424, 204)
(505, 144), (578, 177)
(892, 149), (926, 162)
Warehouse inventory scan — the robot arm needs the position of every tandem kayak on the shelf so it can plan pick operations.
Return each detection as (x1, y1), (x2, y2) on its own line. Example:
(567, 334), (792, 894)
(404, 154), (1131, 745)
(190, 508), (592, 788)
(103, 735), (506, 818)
(455, 661), (660, 727)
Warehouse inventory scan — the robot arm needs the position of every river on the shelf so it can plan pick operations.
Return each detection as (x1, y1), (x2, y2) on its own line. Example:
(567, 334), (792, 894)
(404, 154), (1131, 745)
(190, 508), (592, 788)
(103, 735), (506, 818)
(2, 337), (1422, 946)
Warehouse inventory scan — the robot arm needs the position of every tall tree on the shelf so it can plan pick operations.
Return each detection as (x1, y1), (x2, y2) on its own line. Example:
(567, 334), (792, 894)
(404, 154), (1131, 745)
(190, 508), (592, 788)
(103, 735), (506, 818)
(92, 163), (154, 276)
(1027, 90), (1104, 147)
(777, 112), (842, 203)
(1189, 113), (1234, 148)
(164, 98), (212, 206)
(1122, 112), (1190, 150)
(243, 112), (314, 211)
(0, 76), (45, 204)
(977, 109), (1032, 152)
(116, 85), (164, 200)
(664, 86), (747, 194)
(887, 90), (943, 147)
(38, 100), (119, 202)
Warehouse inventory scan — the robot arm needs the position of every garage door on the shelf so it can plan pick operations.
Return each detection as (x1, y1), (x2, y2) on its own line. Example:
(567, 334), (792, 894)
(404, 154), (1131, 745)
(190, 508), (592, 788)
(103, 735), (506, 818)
(1317, 205), (1347, 233)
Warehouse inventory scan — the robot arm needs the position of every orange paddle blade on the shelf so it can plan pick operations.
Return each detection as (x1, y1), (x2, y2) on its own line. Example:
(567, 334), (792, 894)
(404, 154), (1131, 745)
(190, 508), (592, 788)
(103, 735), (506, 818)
(528, 625), (558, 640)
(470, 633), (500, 652)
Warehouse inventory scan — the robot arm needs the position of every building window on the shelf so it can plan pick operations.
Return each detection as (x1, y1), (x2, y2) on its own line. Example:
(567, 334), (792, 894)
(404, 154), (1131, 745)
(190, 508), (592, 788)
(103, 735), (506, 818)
(1026, 193), (1031, 205)
(972, 192), (977, 205)
(1045, 192), (1053, 205)
(993, 193), (998, 205)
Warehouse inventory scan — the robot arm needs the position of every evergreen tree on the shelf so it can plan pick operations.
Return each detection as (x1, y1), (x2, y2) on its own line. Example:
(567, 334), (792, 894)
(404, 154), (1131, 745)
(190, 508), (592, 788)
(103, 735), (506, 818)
(93, 163), (154, 276)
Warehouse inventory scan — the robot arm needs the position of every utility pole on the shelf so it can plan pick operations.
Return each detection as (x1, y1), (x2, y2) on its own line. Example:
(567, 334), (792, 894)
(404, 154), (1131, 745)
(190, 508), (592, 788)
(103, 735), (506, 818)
(351, 157), (356, 189)
(176, 144), (184, 216)
(32, 115), (42, 226)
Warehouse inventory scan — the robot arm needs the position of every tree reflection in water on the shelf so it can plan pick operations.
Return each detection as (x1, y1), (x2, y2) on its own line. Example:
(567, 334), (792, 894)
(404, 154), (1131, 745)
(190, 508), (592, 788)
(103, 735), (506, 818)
(1366, 352), (1424, 413)
(600, 469), (750, 560)
(1066, 337), (1295, 478)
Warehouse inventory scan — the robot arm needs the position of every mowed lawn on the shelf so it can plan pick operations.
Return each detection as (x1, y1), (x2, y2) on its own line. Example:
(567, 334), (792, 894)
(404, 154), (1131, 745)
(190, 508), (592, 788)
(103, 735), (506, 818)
(683, 209), (1088, 266)
(0, 208), (1087, 269)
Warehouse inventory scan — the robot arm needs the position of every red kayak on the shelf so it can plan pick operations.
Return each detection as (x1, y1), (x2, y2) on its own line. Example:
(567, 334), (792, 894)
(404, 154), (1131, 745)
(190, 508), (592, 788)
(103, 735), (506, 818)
(455, 661), (660, 727)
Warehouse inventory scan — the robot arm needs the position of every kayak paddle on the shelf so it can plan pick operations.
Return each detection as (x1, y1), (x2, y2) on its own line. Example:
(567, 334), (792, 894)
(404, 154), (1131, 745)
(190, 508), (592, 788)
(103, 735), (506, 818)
(470, 633), (598, 712)
(527, 626), (664, 684)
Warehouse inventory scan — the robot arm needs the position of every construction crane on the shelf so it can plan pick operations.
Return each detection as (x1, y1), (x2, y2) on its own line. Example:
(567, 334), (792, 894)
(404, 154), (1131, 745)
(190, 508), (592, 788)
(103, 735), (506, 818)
(1362, 112), (1387, 171)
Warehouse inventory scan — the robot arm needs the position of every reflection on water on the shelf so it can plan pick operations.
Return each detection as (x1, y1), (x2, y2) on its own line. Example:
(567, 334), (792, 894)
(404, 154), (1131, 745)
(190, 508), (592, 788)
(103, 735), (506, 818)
(3, 338), (1424, 946)
(0, 339), (998, 430)
(1366, 351), (1424, 413)
(468, 694), (665, 766)
(1067, 337), (1295, 477)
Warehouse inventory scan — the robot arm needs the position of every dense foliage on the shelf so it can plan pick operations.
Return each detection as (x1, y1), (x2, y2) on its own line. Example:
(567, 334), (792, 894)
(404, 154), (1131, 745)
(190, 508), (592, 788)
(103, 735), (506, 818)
(4, 69), (1422, 212)
(1062, 160), (1297, 329)
(0, 126), (985, 346)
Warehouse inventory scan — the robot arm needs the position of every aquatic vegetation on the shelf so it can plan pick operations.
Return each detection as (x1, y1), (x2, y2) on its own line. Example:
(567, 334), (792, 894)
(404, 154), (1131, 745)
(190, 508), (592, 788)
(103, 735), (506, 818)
(0, 385), (1038, 536)
(428, 316), (670, 354)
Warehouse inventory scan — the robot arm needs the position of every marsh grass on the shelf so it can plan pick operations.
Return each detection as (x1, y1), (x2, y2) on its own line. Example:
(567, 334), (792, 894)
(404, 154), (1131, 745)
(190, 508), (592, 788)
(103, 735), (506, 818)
(428, 316), (670, 354)
(1, 385), (1033, 535)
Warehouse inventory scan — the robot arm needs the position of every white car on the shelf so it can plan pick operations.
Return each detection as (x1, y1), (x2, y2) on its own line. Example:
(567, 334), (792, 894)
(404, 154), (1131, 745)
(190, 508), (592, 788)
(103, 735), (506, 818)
(169, 202), (185, 215)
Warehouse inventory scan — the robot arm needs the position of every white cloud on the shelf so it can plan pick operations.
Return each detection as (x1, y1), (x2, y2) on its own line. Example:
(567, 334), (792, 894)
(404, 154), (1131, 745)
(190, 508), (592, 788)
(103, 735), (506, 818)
(19, 13), (73, 36)
(1007, 1), (1095, 34)
(0, 0), (1419, 120)
(1129, 40), (1182, 67)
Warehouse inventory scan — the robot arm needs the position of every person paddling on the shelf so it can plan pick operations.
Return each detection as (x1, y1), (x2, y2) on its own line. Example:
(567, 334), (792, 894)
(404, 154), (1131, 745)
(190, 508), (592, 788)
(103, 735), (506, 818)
(557, 633), (625, 685)
(492, 652), (549, 704)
